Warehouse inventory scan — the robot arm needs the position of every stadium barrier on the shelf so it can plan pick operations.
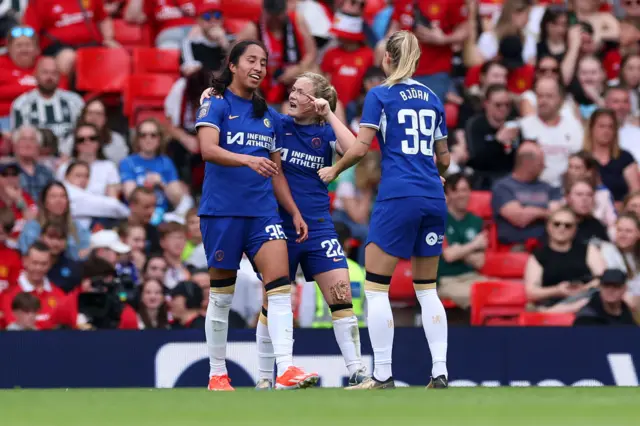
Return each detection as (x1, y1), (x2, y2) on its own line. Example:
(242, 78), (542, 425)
(1, 328), (639, 388)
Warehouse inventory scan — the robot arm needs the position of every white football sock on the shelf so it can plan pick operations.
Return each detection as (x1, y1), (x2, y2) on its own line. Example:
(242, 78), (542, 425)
(332, 315), (362, 375)
(364, 290), (394, 381)
(205, 292), (233, 377)
(416, 288), (448, 379)
(267, 293), (294, 376)
(256, 315), (275, 381)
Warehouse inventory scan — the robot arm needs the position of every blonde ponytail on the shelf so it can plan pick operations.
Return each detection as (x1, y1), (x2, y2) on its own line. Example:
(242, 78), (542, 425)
(384, 31), (421, 86)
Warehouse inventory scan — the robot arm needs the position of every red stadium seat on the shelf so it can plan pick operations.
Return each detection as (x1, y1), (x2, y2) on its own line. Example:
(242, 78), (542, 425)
(517, 312), (575, 327)
(467, 191), (492, 221)
(134, 109), (168, 126)
(441, 298), (457, 309)
(75, 48), (131, 98)
(133, 48), (180, 79)
(124, 74), (176, 124)
(225, 18), (251, 34)
(389, 259), (415, 304)
(470, 281), (527, 326)
(113, 19), (152, 50)
(222, 0), (262, 21)
(444, 103), (459, 129)
(480, 251), (529, 279)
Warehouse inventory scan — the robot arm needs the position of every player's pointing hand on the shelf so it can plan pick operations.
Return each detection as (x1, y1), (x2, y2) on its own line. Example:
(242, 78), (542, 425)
(318, 166), (338, 184)
(246, 156), (279, 177)
(309, 96), (330, 118)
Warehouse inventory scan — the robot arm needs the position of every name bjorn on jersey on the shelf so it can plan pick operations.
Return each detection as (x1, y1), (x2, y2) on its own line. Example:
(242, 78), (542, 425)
(227, 132), (274, 150)
(399, 88), (430, 102)
(283, 149), (325, 169)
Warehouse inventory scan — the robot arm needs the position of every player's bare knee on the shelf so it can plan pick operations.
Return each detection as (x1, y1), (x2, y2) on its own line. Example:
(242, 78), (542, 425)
(329, 280), (352, 304)
(209, 276), (236, 295)
(330, 303), (354, 321)
(364, 271), (392, 293)
(264, 276), (291, 296)
(413, 279), (437, 292)
(259, 306), (268, 325)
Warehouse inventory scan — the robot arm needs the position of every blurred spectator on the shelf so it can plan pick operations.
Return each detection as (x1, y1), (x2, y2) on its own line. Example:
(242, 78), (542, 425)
(182, 208), (206, 268)
(37, 128), (61, 171)
(520, 56), (577, 119)
(159, 222), (190, 290)
(125, 0), (195, 49)
(604, 85), (640, 164)
(457, 60), (509, 129)
(118, 223), (147, 277)
(624, 190), (640, 218)
(583, 108), (640, 206)
(180, 0), (231, 76)
(57, 123), (120, 197)
(615, 54), (640, 118)
(142, 254), (168, 284)
(345, 66), (385, 124)
(128, 187), (161, 254)
(136, 278), (169, 329)
(619, 1), (640, 57)
(0, 26), (39, 131)
(10, 57), (84, 141)
(573, 269), (636, 326)
(491, 142), (562, 247)
(169, 280), (205, 329)
(13, 125), (54, 200)
(238, 0), (317, 105)
(465, 84), (519, 190)
(569, 0), (620, 47)
(335, 0), (377, 46)
(120, 119), (191, 225)
(5, 292), (40, 331)
(520, 77), (583, 188)
(536, 5), (569, 62)
(564, 151), (616, 233)
(321, 12), (374, 107)
(0, 161), (37, 240)
(600, 213), (640, 301)
(1, 241), (64, 330)
(41, 219), (83, 294)
(89, 228), (131, 269)
(293, 0), (334, 48)
(438, 174), (487, 308)
(19, 181), (91, 261)
(189, 267), (209, 312)
(23, 0), (118, 75)
(477, 0), (536, 64)
(52, 256), (138, 330)
(564, 178), (609, 244)
(63, 161), (129, 229)
(0, 207), (22, 295)
(524, 207), (604, 312)
(385, 0), (468, 102)
(60, 99), (129, 164)
(569, 55), (606, 119)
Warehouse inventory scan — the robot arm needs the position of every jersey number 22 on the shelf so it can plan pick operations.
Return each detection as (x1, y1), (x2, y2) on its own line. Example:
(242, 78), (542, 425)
(398, 109), (436, 156)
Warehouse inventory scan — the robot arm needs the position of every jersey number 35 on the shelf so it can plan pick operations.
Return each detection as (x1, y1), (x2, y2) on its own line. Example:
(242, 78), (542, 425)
(398, 109), (436, 156)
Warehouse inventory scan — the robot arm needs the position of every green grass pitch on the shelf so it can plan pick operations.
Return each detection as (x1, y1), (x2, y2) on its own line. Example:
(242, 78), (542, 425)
(1, 387), (639, 426)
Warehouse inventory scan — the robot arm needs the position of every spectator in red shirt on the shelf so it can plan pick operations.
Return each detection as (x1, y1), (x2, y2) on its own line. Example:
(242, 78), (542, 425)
(4, 292), (40, 331)
(52, 256), (138, 330)
(125, 0), (196, 49)
(383, 0), (469, 102)
(0, 26), (39, 132)
(1, 241), (64, 330)
(0, 161), (37, 242)
(0, 207), (22, 297)
(321, 12), (374, 107)
(238, 0), (317, 105)
(22, 0), (118, 76)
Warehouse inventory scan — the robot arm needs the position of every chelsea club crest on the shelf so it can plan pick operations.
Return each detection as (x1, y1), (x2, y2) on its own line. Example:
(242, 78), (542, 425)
(197, 102), (210, 119)
(263, 118), (271, 128)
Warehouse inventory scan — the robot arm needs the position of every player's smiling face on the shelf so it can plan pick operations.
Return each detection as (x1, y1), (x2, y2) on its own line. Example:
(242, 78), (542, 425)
(232, 44), (267, 90)
(288, 77), (315, 119)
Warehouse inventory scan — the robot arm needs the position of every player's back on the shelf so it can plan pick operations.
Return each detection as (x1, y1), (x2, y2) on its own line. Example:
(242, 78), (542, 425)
(360, 79), (447, 202)
(195, 90), (281, 217)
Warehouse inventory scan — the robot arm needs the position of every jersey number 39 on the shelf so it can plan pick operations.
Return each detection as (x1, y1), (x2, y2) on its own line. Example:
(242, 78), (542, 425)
(398, 109), (436, 156)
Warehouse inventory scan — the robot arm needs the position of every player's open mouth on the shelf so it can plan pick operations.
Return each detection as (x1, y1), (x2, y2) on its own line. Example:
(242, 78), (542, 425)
(289, 102), (297, 110)
(249, 74), (261, 81)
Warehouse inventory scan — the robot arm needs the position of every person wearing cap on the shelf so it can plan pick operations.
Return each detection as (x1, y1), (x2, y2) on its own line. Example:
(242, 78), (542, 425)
(0, 160), (36, 241)
(321, 12), (375, 107)
(169, 280), (206, 329)
(89, 229), (131, 268)
(237, 0), (317, 105)
(574, 269), (636, 326)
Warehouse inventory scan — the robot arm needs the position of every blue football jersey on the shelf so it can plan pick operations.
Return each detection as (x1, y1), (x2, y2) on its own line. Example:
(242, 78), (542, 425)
(360, 79), (447, 201)
(279, 115), (337, 231)
(195, 89), (283, 217)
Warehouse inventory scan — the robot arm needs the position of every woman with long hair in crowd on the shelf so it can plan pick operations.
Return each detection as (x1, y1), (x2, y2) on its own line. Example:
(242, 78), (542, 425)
(136, 278), (169, 329)
(536, 5), (569, 62)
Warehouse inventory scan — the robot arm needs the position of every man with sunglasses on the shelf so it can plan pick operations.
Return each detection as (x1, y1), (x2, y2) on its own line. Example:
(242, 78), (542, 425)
(180, 0), (230, 76)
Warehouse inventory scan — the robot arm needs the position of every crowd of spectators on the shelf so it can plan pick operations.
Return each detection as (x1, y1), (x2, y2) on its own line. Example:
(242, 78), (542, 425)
(0, 0), (638, 330)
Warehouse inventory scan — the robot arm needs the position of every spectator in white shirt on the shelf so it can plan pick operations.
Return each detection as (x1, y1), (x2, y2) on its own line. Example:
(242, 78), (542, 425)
(520, 56), (577, 119)
(63, 161), (129, 229)
(520, 76), (584, 188)
(57, 123), (121, 198)
(604, 85), (640, 164)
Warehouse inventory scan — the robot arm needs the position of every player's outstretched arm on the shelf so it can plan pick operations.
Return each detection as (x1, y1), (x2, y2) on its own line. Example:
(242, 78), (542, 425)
(328, 110), (356, 155)
(270, 151), (309, 242)
(318, 127), (373, 183)
(434, 137), (450, 176)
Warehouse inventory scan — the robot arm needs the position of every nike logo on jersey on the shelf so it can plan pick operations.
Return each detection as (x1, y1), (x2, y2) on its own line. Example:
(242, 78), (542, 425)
(229, 115), (239, 119)
(333, 258), (344, 262)
(285, 133), (293, 136)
